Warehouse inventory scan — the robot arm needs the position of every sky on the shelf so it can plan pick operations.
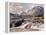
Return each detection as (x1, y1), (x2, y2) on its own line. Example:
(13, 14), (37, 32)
(9, 2), (44, 14)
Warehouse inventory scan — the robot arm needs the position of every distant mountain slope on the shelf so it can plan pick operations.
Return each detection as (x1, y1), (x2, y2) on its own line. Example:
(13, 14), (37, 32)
(26, 6), (44, 17)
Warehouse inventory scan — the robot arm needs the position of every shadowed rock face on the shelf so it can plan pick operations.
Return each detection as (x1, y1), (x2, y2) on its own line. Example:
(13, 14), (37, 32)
(14, 19), (24, 27)
(10, 19), (25, 28)
(27, 6), (44, 17)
